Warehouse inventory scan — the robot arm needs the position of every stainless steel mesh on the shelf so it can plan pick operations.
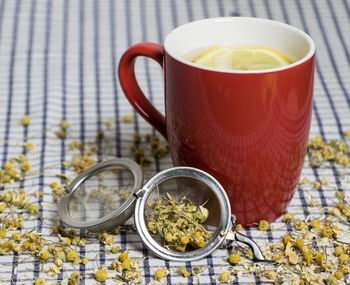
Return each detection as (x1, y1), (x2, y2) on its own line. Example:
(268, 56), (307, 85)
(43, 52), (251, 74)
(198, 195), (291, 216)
(67, 167), (134, 223)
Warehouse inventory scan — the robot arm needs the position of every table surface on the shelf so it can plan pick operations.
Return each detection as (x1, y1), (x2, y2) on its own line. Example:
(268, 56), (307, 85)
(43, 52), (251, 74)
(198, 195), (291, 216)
(0, 0), (349, 284)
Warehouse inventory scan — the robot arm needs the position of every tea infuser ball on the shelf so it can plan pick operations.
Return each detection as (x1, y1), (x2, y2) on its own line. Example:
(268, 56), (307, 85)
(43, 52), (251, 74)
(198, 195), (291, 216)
(58, 158), (266, 261)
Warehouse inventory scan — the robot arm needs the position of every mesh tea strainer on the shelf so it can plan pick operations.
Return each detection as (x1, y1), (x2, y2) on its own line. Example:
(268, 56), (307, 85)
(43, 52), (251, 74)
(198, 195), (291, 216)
(58, 158), (265, 262)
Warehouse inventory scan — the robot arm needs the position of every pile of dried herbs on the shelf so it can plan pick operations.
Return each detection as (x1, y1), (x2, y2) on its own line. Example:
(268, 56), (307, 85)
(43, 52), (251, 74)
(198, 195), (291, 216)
(307, 134), (349, 167)
(146, 193), (212, 252)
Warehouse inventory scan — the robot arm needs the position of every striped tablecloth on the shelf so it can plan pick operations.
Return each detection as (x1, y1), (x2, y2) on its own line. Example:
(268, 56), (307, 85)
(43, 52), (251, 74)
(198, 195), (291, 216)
(0, 0), (349, 284)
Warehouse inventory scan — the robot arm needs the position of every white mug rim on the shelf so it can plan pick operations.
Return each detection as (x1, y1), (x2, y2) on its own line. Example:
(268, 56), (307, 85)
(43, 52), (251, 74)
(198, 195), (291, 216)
(163, 17), (316, 74)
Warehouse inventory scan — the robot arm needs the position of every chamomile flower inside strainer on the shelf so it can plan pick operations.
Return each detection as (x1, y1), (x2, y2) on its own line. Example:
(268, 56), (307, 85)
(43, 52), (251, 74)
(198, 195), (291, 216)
(143, 175), (224, 252)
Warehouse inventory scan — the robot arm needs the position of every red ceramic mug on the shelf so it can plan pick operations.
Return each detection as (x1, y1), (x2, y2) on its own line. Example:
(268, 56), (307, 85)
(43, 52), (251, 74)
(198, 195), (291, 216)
(118, 17), (315, 226)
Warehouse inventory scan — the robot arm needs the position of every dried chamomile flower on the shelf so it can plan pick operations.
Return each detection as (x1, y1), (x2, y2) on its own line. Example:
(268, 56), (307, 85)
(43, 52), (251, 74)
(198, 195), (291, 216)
(113, 226), (120, 234)
(258, 220), (269, 231)
(0, 203), (6, 212)
(338, 253), (349, 264)
(115, 270), (141, 283)
(321, 227), (332, 238)
(334, 246), (343, 256)
(310, 219), (321, 229)
(0, 159), (26, 187)
(25, 202), (40, 215)
(50, 182), (66, 202)
(54, 257), (63, 268)
(315, 253), (325, 264)
(95, 269), (108, 282)
(70, 272), (82, 282)
(123, 114), (133, 123)
(96, 130), (104, 140)
(4, 162), (13, 170)
(133, 132), (142, 144)
(21, 240), (30, 250)
(20, 116), (31, 126)
(2, 240), (14, 252)
(282, 213), (294, 223)
(39, 249), (50, 261)
(66, 249), (78, 261)
(321, 176), (329, 186)
(58, 234), (71, 246)
(154, 268), (168, 282)
(235, 224), (243, 231)
(55, 129), (66, 139)
(60, 120), (70, 129)
(72, 236), (86, 247)
(294, 219), (307, 230)
(335, 191), (345, 201)
(63, 146), (96, 174)
(195, 206), (209, 223)
(113, 257), (142, 282)
(295, 238), (304, 248)
(46, 264), (61, 277)
(34, 277), (45, 285)
(262, 270), (277, 280)
(118, 250), (129, 262)
(326, 275), (338, 285)
(34, 191), (44, 198)
(68, 141), (82, 150)
(110, 258), (119, 270)
(307, 135), (349, 166)
(219, 271), (233, 283)
(340, 265), (349, 274)
(130, 146), (150, 167)
(145, 193), (211, 252)
(299, 177), (309, 184)
(312, 181), (321, 189)
(97, 232), (114, 245)
(24, 143), (35, 151)
(303, 251), (313, 262)
(228, 253), (240, 264)
(0, 229), (7, 239)
(111, 245), (120, 254)
(12, 232), (21, 241)
(176, 266), (190, 277)
(333, 271), (343, 280)
(12, 243), (22, 253)
(21, 161), (31, 172)
(121, 257), (133, 270)
(105, 120), (112, 128)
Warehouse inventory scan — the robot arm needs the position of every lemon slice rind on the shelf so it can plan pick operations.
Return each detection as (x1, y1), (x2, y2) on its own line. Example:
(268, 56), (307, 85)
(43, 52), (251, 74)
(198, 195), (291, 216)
(194, 46), (291, 71)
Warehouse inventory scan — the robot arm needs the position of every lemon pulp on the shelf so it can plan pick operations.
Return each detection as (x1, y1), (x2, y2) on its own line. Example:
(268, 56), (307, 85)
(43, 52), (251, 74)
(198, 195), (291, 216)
(193, 46), (292, 70)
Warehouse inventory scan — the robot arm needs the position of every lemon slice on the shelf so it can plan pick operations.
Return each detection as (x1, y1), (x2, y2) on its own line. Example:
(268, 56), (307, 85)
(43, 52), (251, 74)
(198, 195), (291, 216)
(194, 46), (291, 70)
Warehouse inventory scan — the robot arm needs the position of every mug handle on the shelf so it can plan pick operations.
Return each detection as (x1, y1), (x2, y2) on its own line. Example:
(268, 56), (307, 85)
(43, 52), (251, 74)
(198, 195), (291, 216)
(118, 42), (167, 139)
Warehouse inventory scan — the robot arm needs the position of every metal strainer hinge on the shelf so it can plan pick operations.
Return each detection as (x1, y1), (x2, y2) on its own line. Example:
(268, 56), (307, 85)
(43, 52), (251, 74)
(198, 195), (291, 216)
(134, 188), (145, 198)
(223, 215), (266, 262)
